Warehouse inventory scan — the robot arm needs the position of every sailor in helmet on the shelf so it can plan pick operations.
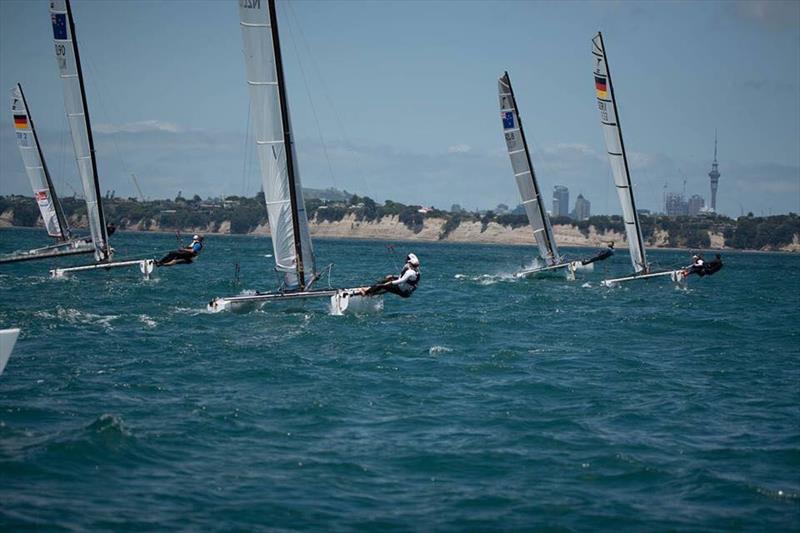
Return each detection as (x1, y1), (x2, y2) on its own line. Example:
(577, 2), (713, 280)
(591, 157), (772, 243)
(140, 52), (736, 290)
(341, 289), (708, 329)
(360, 253), (421, 298)
(155, 234), (205, 267)
(685, 253), (705, 275)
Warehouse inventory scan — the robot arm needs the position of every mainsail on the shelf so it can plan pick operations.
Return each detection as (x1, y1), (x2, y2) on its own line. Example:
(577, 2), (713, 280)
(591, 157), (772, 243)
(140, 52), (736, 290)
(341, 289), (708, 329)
(50, 0), (109, 262)
(239, 0), (316, 290)
(592, 32), (647, 274)
(498, 72), (560, 266)
(10, 83), (69, 240)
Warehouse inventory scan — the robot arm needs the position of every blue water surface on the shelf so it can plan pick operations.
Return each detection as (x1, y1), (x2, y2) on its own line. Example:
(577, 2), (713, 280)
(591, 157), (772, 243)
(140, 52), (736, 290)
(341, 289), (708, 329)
(1, 228), (798, 530)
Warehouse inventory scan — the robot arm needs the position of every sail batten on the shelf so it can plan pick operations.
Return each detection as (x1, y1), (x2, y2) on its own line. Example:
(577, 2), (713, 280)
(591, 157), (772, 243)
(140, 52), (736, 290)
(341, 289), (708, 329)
(10, 84), (69, 240)
(50, 0), (109, 262)
(498, 72), (560, 266)
(239, 0), (315, 290)
(592, 32), (647, 274)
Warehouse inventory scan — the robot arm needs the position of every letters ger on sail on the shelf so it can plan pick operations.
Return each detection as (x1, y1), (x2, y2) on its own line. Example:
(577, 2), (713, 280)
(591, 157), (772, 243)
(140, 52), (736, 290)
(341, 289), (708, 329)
(498, 73), (559, 266)
(11, 85), (66, 239)
(592, 33), (647, 273)
(239, 0), (316, 289)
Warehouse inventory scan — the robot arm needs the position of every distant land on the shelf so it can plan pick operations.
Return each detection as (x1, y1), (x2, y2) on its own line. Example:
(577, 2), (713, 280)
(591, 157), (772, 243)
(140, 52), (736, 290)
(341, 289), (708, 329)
(1, 191), (798, 252)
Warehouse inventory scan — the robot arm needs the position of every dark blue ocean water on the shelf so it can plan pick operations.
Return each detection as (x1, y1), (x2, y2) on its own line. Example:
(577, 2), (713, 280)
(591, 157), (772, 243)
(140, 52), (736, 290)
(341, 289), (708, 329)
(1, 228), (798, 531)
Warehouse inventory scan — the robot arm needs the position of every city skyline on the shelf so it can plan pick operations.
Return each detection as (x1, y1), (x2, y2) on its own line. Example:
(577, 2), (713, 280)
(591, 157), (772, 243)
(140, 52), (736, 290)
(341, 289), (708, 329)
(0, 0), (798, 217)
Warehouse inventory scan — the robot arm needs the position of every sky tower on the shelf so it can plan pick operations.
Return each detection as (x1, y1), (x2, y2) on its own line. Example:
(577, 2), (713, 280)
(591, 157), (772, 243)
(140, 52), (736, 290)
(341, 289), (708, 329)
(708, 131), (720, 212)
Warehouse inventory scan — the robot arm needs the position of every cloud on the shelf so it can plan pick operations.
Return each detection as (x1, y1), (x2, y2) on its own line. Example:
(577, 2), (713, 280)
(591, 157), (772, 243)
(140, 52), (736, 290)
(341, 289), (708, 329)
(733, 0), (800, 31)
(94, 120), (183, 134)
(447, 144), (472, 154)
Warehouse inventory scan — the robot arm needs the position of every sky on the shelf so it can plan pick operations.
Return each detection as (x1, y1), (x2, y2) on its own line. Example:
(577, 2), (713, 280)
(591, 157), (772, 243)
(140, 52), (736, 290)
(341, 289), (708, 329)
(0, 0), (798, 217)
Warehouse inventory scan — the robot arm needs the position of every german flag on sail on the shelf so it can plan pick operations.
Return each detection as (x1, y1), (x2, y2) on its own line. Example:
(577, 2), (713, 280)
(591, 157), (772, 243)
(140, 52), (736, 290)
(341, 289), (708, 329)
(13, 114), (28, 129)
(595, 76), (608, 99)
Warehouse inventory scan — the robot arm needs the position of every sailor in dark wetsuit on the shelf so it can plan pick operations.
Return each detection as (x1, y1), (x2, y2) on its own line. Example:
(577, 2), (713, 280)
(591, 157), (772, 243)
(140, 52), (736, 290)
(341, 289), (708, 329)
(582, 241), (615, 265)
(361, 253), (420, 298)
(155, 234), (204, 267)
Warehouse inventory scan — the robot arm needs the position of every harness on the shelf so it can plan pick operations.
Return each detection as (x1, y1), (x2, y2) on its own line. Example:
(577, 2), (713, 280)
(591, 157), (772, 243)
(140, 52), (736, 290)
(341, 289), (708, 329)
(402, 266), (420, 291)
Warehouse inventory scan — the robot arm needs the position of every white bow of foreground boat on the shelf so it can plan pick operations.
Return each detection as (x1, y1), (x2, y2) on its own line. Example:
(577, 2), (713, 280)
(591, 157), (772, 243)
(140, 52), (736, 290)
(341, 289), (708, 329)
(0, 328), (20, 376)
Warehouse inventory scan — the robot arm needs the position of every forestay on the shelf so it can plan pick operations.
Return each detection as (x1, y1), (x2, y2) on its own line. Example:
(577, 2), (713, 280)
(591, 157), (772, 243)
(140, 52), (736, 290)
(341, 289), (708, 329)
(239, 0), (315, 289)
(10, 84), (69, 240)
(50, 0), (109, 262)
(498, 72), (559, 266)
(592, 32), (647, 274)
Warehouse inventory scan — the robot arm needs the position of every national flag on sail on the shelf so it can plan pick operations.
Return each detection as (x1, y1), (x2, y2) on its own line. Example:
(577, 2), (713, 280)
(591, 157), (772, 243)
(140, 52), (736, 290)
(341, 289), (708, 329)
(595, 76), (608, 99)
(52, 13), (67, 40)
(502, 111), (514, 129)
(35, 190), (49, 202)
(13, 114), (28, 129)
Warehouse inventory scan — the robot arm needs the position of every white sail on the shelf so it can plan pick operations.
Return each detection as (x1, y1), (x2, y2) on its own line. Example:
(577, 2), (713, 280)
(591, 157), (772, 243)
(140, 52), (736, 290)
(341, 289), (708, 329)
(238, 0), (316, 290)
(10, 84), (68, 240)
(592, 32), (647, 274)
(498, 72), (560, 266)
(50, 0), (109, 262)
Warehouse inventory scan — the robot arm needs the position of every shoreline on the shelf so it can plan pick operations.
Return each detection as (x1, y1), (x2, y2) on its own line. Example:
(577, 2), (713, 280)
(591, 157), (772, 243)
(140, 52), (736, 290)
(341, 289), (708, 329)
(3, 224), (797, 255)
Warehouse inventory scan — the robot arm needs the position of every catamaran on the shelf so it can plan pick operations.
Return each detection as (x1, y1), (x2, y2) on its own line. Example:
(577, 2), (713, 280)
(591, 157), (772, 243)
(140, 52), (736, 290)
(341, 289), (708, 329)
(592, 32), (687, 287)
(208, 0), (378, 314)
(0, 84), (94, 264)
(498, 72), (602, 280)
(0, 328), (20, 376)
(47, 0), (154, 280)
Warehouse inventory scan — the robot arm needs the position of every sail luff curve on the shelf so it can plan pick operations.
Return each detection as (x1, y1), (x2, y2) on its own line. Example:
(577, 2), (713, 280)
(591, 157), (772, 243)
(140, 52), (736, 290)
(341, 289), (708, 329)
(239, 0), (315, 289)
(592, 32), (647, 273)
(11, 83), (69, 240)
(50, 0), (109, 262)
(498, 72), (560, 265)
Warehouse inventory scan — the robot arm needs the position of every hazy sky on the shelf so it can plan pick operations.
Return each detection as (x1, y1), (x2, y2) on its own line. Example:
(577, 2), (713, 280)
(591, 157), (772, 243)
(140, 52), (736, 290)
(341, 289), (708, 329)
(1, 0), (798, 217)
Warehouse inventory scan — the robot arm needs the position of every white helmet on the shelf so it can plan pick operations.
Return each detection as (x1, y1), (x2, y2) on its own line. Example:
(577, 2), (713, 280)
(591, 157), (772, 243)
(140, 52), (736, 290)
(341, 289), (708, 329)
(406, 253), (419, 267)
(193, 234), (201, 241)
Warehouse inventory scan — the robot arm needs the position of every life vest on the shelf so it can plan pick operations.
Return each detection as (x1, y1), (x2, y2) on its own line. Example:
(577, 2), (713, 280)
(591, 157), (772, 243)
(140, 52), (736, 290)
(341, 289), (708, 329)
(191, 241), (203, 254)
(403, 265), (420, 290)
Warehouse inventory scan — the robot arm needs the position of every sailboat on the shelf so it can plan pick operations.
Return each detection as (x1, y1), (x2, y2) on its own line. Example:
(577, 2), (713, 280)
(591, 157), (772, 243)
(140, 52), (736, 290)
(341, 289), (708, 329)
(591, 32), (686, 287)
(498, 72), (593, 280)
(0, 84), (94, 264)
(47, 0), (155, 279)
(208, 0), (379, 314)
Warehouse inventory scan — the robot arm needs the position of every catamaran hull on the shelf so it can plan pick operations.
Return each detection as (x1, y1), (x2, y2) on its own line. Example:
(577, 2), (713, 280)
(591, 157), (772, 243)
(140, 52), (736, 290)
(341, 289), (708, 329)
(208, 288), (382, 315)
(514, 260), (584, 280)
(50, 259), (156, 280)
(601, 269), (687, 287)
(0, 240), (94, 264)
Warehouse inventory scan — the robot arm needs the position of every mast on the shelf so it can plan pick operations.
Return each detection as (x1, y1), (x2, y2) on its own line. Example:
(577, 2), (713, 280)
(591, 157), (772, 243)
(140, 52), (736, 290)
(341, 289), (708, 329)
(593, 32), (647, 273)
(267, 0), (305, 290)
(13, 83), (70, 240)
(500, 71), (559, 264)
(64, 0), (108, 259)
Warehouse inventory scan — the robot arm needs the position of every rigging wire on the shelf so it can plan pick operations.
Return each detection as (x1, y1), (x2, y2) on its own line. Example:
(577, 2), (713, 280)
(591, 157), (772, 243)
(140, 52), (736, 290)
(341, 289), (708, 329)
(282, 2), (338, 191)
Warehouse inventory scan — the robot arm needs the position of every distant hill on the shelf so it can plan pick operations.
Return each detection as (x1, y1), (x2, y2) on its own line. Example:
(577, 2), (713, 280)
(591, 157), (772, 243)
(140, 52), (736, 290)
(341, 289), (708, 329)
(302, 187), (351, 202)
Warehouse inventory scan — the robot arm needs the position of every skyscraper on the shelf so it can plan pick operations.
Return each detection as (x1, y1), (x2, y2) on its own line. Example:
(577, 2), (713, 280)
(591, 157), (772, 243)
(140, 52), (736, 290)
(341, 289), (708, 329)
(573, 194), (591, 221)
(687, 195), (705, 216)
(708, 131), (720, 212)
(553, 185), (569, 218)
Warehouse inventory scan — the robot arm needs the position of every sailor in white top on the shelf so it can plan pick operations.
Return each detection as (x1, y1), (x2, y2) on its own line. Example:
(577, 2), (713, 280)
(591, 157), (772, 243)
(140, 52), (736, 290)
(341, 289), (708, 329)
(361, 253), (421, 298)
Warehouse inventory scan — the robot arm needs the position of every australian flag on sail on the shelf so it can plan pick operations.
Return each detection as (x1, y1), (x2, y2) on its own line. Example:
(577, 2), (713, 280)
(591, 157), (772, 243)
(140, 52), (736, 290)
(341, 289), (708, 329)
(502, 111), (514, 129)
(52, 13), (67, 40)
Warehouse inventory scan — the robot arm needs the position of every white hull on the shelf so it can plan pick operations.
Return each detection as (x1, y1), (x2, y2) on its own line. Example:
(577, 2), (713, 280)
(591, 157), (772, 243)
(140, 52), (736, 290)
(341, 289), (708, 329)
(51, 258), (156, 280)
(208, 287), (383, 315)
(0, 328), (20, 376)
(601, 269), (687, 287)
(515, 260), (583, 280)
(0, 239), (94, 264)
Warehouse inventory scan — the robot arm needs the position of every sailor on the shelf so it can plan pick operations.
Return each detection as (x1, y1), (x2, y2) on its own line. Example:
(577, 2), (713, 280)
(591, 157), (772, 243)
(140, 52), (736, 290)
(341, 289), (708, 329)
(360, 253), (420, 298)
(155, 234), (204, 267)
(582, 241), (615, 265)
(686, 254), (705, 275)
(106, 222), (117, 237)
